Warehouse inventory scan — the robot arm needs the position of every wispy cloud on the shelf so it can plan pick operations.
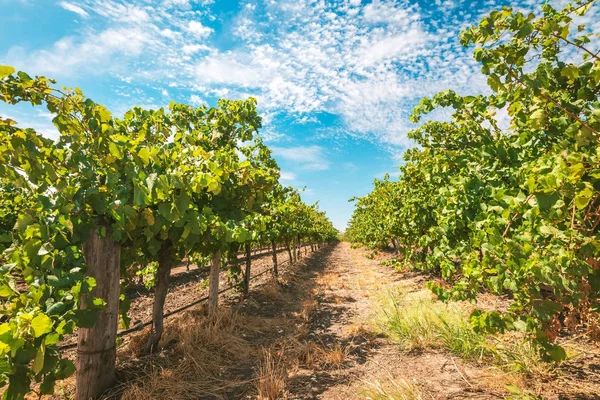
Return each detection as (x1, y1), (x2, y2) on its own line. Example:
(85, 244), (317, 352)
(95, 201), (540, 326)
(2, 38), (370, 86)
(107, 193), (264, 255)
(279, 171), (297, 183)
(59, 1), (89, 17)
(271, 145), (330, 171)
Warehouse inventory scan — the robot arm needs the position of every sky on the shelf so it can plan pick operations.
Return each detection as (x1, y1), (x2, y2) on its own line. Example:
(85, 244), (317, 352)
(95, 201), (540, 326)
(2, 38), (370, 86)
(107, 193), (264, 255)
(1, 0), (598, 230)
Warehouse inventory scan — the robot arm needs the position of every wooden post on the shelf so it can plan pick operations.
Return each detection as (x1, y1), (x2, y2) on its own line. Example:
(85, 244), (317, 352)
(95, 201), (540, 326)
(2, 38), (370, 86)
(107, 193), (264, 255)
(208, 249), (221, 315)
(76, 228), (121, 400)
(271, 240), (278, 279)
(143, 243), (172, 354)
(243, 243), (251, 296)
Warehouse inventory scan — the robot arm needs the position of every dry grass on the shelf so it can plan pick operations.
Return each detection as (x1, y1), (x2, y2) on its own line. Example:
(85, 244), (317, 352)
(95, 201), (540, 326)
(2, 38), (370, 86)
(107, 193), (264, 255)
(320, 342), (350, 366)
(298, 299), (317, 322)
(330, 294), (346, 304)
(122, 327), (151, 358)
(117, 308), (264, 399)
(259, 281), (285, 302)
(256, 348), (288, 400)
(347, 323), (377, 340)
(291, 340), (321, 369)
(359, 377), (426, 400)
(587, 314), (600, 342)
(287, 338), (351, 369)
(316, 272), (340, 289)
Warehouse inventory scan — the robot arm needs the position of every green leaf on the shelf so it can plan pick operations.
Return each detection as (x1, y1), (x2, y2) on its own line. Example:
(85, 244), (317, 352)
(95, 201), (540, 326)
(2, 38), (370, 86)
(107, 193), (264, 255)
(134, 185), (148, 206)
(14, 214), (34, 233)
(97, 106), (112, 123)
(46, 302), (66, 316)
(530, 109), (545, 129)
(547, 345), (567, 362)
(0, 65), (15, 79)
(513, 319), (527, 332)
(574, 187), (593, 210)
(0, 283), (16, 297)
(561, 65), (579, 81)
(30, 314), (53, 338)
(32, 342), (45, 374)
(44, 333), (60, 346)
(487, 74), (502, 92)
(17, 71), (32, 82)
(5, 366), (31, 400)
(0, 357), (11, 374)
(108, 142), (122, 159)
(74, 309), (99, 328)
(539, 225), (561, 236)
(138, 148), (151, 166)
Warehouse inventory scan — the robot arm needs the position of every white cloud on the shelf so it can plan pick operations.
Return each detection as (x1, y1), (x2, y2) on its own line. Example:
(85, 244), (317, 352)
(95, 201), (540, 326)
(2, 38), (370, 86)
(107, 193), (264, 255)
(182, 44), (209, 54)
(362, 0), (415, 25)
(279, 171), (297, 183)
(187, 21), (213, 38)
(190, 94), (205, 105)
(163, 0), (190, 7)
(271, 145), (330, 171)
(194, 54), (270, 86)
(59, 1), (89, 17)
(89, 2), (150, 24)
(10, 27), (157, 75)
(259, 126), (286, 143)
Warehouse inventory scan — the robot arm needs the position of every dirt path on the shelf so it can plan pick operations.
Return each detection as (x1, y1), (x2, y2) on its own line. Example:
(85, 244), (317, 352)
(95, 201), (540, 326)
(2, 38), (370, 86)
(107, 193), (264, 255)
(288, 242), (493, 400)
(283, 242), (600, 400)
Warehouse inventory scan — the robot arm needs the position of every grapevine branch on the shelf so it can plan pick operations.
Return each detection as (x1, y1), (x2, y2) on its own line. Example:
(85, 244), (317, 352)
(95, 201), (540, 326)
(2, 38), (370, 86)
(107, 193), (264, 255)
(506, 67), (599, 137)
(537, 90), (599, 137)
(552, 33), (600, 62)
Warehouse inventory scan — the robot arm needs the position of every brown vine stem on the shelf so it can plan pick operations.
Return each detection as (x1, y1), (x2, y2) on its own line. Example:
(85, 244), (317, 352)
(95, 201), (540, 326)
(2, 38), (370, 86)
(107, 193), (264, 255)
(552, 33), (600, 62)
(591, 207), (600, 234)
(537, 90), (599, 137)
(583, 193), (600, 222)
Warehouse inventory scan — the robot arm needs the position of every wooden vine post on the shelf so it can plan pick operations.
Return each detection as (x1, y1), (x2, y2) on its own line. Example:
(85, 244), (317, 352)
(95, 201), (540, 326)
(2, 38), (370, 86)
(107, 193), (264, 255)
(75, 228), (121, 400)
(208, 249), (222, 315)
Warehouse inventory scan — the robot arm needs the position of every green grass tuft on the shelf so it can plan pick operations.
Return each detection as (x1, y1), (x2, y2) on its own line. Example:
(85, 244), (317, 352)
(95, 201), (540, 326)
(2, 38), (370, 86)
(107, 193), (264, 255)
(377, 287), (543, 374)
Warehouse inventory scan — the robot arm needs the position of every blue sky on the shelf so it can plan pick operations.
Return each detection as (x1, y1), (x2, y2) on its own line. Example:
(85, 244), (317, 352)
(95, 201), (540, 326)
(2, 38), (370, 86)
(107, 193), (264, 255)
(1, 0), (597, 230)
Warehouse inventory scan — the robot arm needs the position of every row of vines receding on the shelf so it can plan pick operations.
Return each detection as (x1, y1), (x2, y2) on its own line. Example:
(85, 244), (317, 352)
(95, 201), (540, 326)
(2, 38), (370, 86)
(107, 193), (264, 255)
(346, 0), (600, 362)
(0, 66), (339, 399)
